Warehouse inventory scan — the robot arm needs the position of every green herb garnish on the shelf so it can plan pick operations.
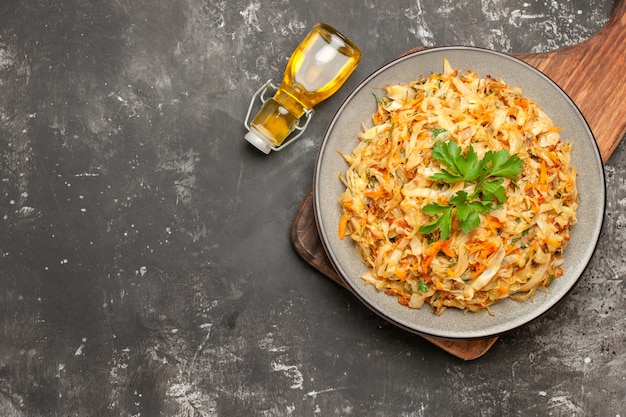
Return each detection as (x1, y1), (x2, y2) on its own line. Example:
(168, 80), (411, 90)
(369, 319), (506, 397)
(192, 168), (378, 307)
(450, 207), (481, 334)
(372, 93), (387, 105)
(418, 140), (523, 239)
(426, 126), (448, 139)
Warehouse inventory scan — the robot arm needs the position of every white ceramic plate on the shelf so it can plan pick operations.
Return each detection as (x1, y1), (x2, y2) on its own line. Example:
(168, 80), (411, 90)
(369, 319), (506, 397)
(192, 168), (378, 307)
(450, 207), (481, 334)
(313, 46), (605, 340)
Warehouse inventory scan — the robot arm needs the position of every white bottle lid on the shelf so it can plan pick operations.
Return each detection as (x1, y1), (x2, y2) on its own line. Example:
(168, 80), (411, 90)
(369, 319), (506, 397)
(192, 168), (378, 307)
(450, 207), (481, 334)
(245, 130), (272, 154)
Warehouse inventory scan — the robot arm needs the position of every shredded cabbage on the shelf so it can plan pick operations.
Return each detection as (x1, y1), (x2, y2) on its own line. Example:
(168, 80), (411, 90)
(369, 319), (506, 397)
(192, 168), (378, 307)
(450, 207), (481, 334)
(338, 59), (578, 315)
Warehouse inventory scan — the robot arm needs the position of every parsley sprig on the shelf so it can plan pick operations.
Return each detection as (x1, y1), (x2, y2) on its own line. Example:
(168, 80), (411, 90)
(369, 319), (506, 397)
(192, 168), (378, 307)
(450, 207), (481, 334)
(418, 140), (523, 240)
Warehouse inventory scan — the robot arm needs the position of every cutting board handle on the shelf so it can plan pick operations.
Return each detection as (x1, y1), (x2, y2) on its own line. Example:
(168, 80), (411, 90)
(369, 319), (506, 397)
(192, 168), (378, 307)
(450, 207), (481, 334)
(516, 0), (626, 162)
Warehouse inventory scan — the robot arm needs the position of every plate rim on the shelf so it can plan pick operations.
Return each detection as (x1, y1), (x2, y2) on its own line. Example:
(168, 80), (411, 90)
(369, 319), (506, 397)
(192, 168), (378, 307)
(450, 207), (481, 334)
(313, 45), (606, 340)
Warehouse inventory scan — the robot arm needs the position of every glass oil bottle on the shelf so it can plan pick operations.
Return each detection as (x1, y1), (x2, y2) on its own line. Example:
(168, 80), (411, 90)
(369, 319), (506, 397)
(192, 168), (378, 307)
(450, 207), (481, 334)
(244, 23), (361, 154)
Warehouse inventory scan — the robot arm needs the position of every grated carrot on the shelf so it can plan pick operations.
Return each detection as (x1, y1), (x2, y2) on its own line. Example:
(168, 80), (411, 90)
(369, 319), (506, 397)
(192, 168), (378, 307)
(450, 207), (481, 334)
(337, 58), (578, 315)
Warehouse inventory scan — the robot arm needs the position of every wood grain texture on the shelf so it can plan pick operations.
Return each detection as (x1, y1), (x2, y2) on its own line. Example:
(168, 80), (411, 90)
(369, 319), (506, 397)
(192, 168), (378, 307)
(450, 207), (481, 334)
(515, 0), (626, 163)
(291, 0), (625, 360)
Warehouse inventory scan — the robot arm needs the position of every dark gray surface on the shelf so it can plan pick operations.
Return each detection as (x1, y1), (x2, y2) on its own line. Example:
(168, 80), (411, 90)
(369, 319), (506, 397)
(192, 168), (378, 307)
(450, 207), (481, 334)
(0, 0), (623, 416)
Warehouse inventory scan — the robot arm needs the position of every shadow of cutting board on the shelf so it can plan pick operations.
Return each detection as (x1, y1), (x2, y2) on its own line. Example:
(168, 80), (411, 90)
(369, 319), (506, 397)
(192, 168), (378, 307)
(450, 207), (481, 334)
(291, 0), (625, 360)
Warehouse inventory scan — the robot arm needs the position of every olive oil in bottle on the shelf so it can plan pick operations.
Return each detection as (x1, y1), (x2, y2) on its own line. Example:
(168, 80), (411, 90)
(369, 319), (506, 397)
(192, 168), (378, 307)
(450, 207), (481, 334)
(245, 23), (361, 154)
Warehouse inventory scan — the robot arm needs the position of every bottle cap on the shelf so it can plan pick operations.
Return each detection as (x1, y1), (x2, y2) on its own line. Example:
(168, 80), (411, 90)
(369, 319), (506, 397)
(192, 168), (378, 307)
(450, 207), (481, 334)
(245, 130), (272, 154)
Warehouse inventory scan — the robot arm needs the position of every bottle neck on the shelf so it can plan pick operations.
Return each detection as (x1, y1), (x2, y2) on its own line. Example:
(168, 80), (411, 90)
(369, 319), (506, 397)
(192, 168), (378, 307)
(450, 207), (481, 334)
(273, 87), (307, 119)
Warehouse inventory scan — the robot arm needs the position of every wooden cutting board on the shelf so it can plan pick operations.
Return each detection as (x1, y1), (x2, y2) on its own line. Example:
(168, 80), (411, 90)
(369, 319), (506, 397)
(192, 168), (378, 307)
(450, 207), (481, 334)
(291, 0), (625, 360)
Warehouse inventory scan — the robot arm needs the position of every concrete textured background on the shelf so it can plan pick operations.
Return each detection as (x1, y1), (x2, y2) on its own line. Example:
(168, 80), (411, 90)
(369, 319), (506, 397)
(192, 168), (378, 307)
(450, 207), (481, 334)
(0, 0), (624, 416)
